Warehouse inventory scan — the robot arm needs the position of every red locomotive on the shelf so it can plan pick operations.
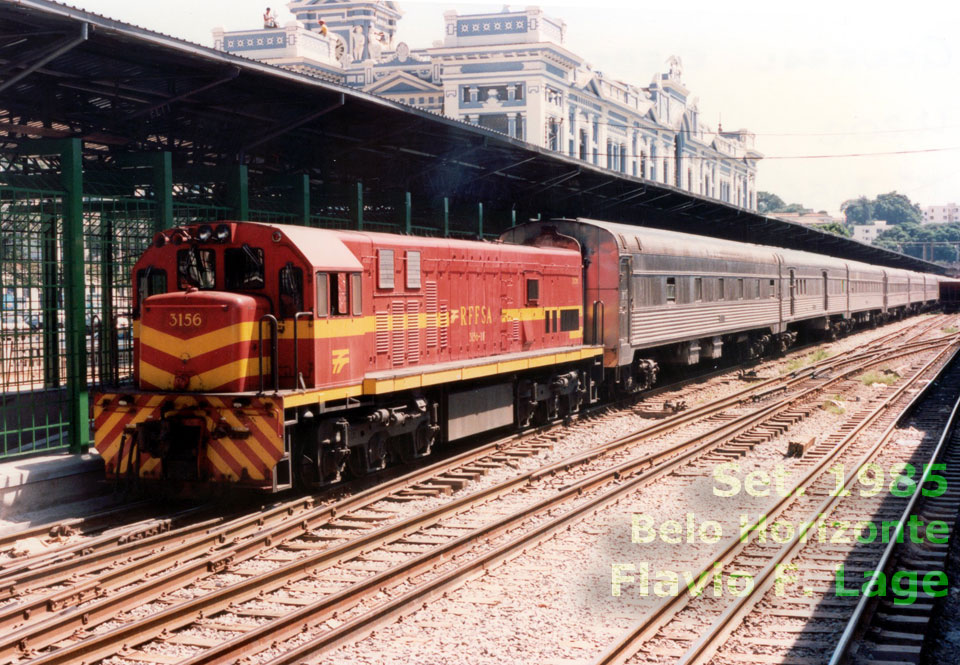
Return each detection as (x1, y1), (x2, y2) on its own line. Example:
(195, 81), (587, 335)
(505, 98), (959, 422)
(95, 222), (603, 491)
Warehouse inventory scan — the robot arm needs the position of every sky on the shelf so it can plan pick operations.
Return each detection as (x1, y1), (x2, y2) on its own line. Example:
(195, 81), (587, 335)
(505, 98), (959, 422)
(63, 0), (960, 213)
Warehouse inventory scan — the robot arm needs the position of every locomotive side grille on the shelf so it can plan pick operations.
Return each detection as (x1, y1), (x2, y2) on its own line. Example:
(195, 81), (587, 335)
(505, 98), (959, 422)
(425, 282), (438, 348)
(375, 310), (389, 354)
(392, 301), (405, 365)
(512, 318), (520, 342)
(407, 301), (420, 364)
(439, 303), (449, 348)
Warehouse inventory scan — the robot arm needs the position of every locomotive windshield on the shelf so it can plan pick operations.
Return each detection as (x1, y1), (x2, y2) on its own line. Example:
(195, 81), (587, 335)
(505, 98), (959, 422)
(177, 248), (216, 290)
(224, 244), (265, 290)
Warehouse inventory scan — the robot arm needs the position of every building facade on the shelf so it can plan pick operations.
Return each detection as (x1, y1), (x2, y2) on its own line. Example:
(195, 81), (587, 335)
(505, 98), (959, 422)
(853, 220), (889, 245)
(922, 204), (960, 224)
(214, 1), (761, 210)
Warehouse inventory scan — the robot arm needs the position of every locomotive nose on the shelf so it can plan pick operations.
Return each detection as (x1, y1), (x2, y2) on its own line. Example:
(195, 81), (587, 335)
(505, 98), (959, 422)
(138, 290), (268, 392)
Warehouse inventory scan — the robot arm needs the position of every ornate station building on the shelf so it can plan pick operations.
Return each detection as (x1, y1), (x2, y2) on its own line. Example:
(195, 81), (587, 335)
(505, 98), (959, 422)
(214, 1), (761, 210)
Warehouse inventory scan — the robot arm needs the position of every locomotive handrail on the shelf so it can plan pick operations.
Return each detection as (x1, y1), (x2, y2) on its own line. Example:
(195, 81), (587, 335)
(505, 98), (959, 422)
(592, 300), (604, 346)
(258, 314), (279, 394)
(293, 311), (313, 391)
(89, 314), (102, 388)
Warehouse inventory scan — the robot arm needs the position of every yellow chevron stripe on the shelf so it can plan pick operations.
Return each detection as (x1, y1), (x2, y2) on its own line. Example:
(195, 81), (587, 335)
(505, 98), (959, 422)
(220, 411), (278, 469)
(140, 357), (270, 391)
(206, 445), (237, 480)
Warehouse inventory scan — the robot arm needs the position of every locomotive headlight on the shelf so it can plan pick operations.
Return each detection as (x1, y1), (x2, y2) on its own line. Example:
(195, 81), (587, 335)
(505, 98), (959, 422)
(214, 224), (231, 243)
(197, 224), (213, 243)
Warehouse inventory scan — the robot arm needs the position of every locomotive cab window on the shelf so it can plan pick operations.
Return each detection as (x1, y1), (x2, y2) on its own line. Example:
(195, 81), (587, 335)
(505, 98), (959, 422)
(279, 263), (303, 319)
(316, 272), (360, 317)
(224, 245), (264, 290)
(526, 278), (540, 304)
(136, 268), (167, 314)
(177, 248), (216, 290)
(351, 273), (362, 315)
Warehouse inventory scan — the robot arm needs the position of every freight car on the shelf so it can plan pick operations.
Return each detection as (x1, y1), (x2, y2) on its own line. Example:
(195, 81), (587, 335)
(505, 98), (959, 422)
(94, 218), (941, 493)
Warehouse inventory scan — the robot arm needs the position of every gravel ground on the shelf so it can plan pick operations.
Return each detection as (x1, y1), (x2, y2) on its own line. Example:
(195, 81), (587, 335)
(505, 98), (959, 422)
(319, 326), (946, 665)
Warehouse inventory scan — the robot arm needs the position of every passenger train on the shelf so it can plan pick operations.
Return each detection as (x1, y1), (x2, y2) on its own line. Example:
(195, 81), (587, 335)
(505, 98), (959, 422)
(93, 218), (943, 493)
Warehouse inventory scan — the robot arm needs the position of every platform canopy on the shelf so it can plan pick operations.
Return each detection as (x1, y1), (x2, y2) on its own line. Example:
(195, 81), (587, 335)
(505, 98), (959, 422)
(0, 0), (942, 273)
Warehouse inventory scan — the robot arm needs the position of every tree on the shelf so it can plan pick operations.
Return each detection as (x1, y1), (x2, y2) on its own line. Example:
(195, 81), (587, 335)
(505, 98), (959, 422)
(841, 196), (873, 224)
(841, 192), (921, 226)
(873, 191), (921, 226)
(779, 203), (812, 214)
(757, 191), (785, 214)
(814, 222), (851, 238)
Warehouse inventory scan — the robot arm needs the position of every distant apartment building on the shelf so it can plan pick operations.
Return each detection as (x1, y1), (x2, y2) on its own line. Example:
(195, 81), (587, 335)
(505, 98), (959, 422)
(922, 203), (960, 224)
(214, 1), (762, 210)
(853, 220), (889, 245)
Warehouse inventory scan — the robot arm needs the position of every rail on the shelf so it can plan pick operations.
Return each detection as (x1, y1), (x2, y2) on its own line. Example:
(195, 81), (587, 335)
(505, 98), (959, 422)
(827, 371), (960, 665)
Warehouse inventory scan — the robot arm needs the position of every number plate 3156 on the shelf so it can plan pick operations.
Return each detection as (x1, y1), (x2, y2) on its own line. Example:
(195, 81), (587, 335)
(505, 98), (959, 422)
(169, 312), (203, 327)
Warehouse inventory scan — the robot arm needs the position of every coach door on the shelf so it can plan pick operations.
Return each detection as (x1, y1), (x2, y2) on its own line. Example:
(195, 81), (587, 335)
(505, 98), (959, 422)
(789, 269), (796, 316)
(619, 257), (632, 343)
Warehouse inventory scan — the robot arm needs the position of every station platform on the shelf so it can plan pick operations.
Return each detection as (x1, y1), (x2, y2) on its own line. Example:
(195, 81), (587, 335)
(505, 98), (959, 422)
(0, 451), (108, 531)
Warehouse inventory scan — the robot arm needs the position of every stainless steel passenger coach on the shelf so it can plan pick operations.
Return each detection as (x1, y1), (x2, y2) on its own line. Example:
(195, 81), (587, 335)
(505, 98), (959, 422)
(502, 219), (940, 392)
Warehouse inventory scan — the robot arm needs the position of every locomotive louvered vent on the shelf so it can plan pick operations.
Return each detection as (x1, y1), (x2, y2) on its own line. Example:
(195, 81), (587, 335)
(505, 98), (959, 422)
(439, 303), (449, 348)
(406, 251), (421, 289)
(392, 301), (405, 365)
(378, 249), (395, 289)
(512, 318), (520, 343)
(426, 282), (438, 348)
(407, 301), (420, 364)
(375, 311), (389, 354)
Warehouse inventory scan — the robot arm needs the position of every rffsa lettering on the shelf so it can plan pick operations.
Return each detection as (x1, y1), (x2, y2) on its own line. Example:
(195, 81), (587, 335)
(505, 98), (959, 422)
(459, 305), (494, 326)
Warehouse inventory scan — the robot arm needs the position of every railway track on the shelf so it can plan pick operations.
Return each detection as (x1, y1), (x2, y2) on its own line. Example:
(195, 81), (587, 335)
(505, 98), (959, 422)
(3, 319), (950, 664)
(592, 327), (960, 665)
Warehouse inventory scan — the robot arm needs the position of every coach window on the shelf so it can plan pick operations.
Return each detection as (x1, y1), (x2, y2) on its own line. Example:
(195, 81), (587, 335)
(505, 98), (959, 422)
(279, 263), (304, 319)
(737, 278), (744, 299)
(666, 277), (677, 303)
(769, 279), (777, 298)
(755, 279), (761, 299)
(406, 251), (421, 289)
(177, 248), (216, 290)
(378, 249), (395, 290)
(526, 277), (540, 304)
(693, 277), (702, 302)
(136, 268), (167, 314)
(718, 278), (725, 300)
(224, 245), (264, 290)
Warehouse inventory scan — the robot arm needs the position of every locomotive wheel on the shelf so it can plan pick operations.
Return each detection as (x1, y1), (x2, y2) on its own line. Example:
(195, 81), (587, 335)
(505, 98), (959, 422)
(348, 433), (387, 476)
(394, 424), (435, 464)
(294, 439), (344, 488)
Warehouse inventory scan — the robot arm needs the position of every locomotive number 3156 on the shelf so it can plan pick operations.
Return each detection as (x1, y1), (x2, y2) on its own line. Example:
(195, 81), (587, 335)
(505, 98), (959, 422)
(169, 313), (203, 327)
